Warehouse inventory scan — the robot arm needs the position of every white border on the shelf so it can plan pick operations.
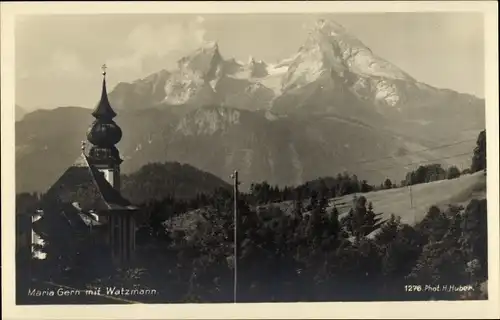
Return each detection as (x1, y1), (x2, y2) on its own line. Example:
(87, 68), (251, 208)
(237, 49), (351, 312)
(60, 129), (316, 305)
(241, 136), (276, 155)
(2, 2), (498, 319)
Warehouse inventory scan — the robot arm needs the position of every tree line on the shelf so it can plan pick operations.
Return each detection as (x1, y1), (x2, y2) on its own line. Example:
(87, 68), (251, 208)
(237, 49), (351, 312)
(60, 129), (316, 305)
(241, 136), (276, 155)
(19, 188), (487, 303)
(15, 130), (487, 303)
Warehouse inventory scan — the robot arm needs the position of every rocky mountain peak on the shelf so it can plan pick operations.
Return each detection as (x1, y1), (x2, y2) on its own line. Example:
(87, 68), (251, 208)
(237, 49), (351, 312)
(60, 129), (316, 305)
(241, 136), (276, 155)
(277, 18), (418, 110)
(175, 106), (242, 136)
(177, 40), (223, 78)
(107, 17), (479, 117)
(16, 18), (486, 196)
(313, 19), (349, 37)
(247, 56), (268, 78)
(303, 19), (362, 52)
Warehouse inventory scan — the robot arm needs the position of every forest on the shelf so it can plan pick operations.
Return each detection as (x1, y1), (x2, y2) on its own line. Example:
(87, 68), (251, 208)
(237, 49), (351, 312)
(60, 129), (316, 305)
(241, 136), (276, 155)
(15, 130), (487, 303)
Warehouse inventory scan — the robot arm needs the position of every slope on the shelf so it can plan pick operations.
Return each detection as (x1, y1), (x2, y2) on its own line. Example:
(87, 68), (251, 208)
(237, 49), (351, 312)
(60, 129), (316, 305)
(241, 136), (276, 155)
(15, 18), (484, 194)
(168, 171), (486, 235)
(126, 105), (468, 190)
(15, 106), (180, 193)
(273, 171), (486, 226)
(15, 104), (480, 194)
(121, 161), (231, 204)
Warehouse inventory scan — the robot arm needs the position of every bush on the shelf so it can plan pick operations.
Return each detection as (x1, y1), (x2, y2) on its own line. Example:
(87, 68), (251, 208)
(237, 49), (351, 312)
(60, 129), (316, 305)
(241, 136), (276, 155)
(383, 178), (393, 189)
(404, 164), (446, 186)
(446, 166), (461, 180)
(471, 130), (486, 173)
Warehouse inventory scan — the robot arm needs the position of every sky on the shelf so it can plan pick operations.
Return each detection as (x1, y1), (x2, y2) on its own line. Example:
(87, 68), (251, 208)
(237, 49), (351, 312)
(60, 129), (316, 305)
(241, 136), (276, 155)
(15, 12), (484, 111)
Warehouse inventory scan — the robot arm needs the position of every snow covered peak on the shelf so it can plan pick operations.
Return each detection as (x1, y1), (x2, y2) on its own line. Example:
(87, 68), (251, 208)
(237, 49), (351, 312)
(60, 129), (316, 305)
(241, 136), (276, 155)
(297, 19), (412, 81)
(278, 18), (416, 108)
(180, 40), (220, 60)
(177, 40), (223, 79)
(304, 19), (365, 49)
(201, 40), (219, 51)
(274, 19), (422, 108)
(314, 19), (348, 37)
(109, 18), (431, 114)
(247, 58), (268, 78)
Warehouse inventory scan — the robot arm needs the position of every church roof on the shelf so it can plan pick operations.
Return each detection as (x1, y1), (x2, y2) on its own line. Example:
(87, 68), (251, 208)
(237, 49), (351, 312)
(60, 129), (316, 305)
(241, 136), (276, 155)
(91, 74), (117, 120)
(39, 154), (137, 213)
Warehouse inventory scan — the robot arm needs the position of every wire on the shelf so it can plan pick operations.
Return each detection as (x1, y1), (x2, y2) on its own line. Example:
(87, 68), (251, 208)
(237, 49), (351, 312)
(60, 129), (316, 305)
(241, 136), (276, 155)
(298, 150), (473, 184)
(346, 138), (476, 167)
(360, 152), (472, 174)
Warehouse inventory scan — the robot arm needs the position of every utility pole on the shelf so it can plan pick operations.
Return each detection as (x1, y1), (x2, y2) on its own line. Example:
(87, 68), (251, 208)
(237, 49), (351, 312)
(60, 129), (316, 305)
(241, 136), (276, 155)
(409, 184), (413, 209)
(230, 170), (240, 303)
(409, 182), (415, 225)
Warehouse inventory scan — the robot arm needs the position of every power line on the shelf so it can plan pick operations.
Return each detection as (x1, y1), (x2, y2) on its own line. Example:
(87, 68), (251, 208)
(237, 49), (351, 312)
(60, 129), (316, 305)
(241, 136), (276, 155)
(318, 151), (473, 227)
(230, 144), (477, 288)
(342, 138), (476, 168)
(360, 151), (472, 174)
(296, 150), (472, 183)
(355, 151), (472, 227)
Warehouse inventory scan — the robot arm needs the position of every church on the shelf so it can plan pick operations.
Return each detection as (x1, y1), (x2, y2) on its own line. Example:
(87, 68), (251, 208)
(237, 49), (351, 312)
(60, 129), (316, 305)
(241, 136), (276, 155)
(26, 66), (140, 267)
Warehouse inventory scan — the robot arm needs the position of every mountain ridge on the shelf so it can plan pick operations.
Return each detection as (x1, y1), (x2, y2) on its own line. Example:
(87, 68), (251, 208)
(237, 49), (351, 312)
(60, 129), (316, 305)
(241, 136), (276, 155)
(15, 104), (480, 194)
(105, 19), (483, 115)
(14, 18), (485, 194)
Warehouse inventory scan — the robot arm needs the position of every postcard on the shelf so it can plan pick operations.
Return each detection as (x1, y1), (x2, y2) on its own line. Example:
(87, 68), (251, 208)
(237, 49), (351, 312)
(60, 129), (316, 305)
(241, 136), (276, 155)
(2, 1), (499, 319)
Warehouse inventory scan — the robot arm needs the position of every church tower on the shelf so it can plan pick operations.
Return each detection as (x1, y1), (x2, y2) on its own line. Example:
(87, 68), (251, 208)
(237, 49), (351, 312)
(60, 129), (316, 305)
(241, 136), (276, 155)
(27, 65), (139, 268)
(86, 65), (123, 190)
(85, 65), (138, 264)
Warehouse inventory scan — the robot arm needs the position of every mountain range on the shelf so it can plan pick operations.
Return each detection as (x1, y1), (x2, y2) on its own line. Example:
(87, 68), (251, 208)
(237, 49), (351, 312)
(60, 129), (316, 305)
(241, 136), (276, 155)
(15, 19), (485, 194)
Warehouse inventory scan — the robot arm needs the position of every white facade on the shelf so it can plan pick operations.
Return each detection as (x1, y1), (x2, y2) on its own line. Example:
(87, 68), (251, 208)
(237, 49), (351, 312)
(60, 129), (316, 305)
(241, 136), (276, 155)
(31, 210), (46, 260)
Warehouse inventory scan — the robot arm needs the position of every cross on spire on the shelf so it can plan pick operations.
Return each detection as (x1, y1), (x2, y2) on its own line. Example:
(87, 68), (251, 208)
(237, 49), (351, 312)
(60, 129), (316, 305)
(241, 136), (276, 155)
(91, 63), (117, 120)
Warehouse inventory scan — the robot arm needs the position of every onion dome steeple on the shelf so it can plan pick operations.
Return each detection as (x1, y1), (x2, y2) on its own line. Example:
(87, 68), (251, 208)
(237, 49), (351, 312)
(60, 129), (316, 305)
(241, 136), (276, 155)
(92, 65), (117, 120)
(86, 65), (123, 165)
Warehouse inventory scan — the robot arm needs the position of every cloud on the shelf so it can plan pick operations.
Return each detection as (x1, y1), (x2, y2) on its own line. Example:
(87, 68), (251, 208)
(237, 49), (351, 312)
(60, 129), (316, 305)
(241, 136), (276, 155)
(107, 16), (207, 78)
(51, 50), (92, 77)
(18, 49), (92, 81)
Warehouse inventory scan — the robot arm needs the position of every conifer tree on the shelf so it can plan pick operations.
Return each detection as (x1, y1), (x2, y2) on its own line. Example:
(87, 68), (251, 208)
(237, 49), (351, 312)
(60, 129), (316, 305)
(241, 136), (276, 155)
(471, 130), (486, 173)
(384, 178), (393, 189)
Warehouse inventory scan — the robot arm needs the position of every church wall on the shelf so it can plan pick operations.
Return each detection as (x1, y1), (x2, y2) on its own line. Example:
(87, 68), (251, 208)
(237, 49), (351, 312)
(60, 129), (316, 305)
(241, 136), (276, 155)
(31, 211), (46, 260)
(108, 213), (136, 264)
(96, 167), (121, 191)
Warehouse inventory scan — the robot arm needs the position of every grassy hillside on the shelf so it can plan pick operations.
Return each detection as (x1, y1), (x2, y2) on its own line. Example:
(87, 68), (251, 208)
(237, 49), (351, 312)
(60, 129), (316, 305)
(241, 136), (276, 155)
(155, 171), (488, 302)
(167, 171), (486, 234)
(331, 171), (484, 224)
(267, 171), (485, 223)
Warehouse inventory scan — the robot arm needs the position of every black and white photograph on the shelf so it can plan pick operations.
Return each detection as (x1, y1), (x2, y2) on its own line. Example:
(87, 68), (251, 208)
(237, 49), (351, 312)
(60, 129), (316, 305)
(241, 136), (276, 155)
(2, 1), (499, 319)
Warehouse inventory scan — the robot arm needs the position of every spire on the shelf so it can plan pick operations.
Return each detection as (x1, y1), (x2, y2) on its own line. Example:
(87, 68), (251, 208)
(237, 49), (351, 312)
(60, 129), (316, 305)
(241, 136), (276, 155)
(86, 64), (123, 166)
(92, 64), (117, 120)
